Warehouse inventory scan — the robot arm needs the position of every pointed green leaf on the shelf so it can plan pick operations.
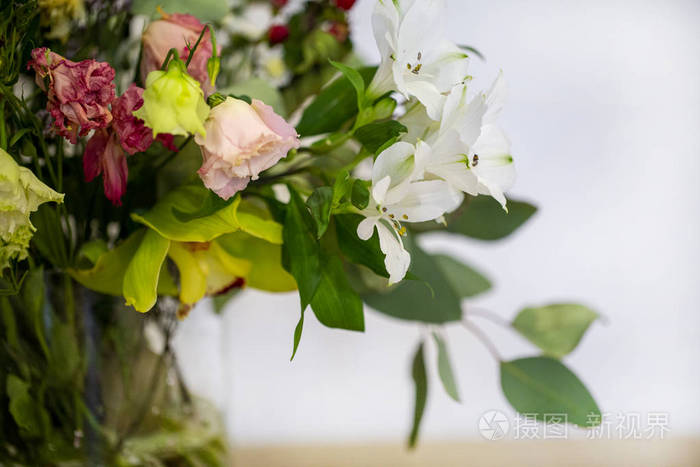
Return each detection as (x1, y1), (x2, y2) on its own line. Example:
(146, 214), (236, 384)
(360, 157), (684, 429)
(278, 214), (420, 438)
(500, 357), (601, 427)
(296, 66), (377, 137)
(335, 214), (389, 278)
(306, 186), (334, 238)
(354, 120), (408, 154)
(408, 342), (428, 448)
(123, 229), (170, 312)
(310, 255), (364, 331)
(512, 304), (598, 358)
(362, 238), (463, 323)
(6, 374), (45, 436)
(350, 179), (370, 210)
(434, 255), (491, 299)
(433, 332), (460, 402)
(447, 196), (537, 240)
(291, 310), (305, 361)
(283, 188), (322, 311)
(329, 60), (367, 111)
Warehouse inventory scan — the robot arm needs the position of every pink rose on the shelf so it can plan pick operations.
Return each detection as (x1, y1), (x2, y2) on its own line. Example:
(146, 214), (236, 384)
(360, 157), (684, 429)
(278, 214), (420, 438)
(194, 97), (300, 200)
(140, 13), (219, 96)
(28, 47), (116, 144)
(83, 129), (128, 206)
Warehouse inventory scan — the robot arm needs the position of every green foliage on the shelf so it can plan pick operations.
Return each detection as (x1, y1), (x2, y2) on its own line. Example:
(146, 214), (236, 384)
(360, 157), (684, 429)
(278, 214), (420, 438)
(433, 255), (491, 299)
(335, 214), (389, 278)
(307, 187), (334, 238)
(362, 238), (463, 323)
(123, 229), (170, 313)
(282, 188), (322, 312)
(6, 374), (46, 437)
(329, 60), (368, 111)
(513, 304), (598, 358)
(500, 357), (601, 427)
(310, 255), (364, 331)
(296, 67), (376, 137)
(433, 332), (460, 402)
(408, 342), (428, 448)
(447, 196), (537, 240)
(355, 121), (408, 154)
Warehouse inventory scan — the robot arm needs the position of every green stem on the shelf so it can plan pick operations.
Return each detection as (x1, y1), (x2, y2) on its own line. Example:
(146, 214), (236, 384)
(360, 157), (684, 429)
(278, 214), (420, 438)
(185, 25), (211, 68)
(0, 98), (7, 150)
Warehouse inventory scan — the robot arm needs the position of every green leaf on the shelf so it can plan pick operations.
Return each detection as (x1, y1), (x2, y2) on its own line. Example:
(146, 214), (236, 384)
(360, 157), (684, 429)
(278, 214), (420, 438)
(350, 180), (370, 210)
(306, 187), (334, 238)
(283, 188), (322, 311)
(133, 182), (282, 244)
(296, 67), (376, 137)
(447, 196), (537, 240)
(130, 0), (229, 22)
(123, 229), (170, 312)
(310, 255), (365, 331)
(408, 342), (428, 448)
(6, 374), (44, 436)
(433, 332), (460, 402)
(291, 310), (304, 361)
(48, 322), (80, 386)
(335, 214), (388, 278)
(500, 357), (601, 427)
(332, 170), (353, 208)
(434, 255), (491, 299)
(512, 304), (598, 358)
(216, 232), (297, 293)
(362, 238), (463, 323)
(329, 60), (367, 111)
(354, 120), (408, 154)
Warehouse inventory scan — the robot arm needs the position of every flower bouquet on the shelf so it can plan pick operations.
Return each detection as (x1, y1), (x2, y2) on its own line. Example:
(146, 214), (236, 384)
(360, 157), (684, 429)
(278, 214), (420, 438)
(0, 0), (602, 464)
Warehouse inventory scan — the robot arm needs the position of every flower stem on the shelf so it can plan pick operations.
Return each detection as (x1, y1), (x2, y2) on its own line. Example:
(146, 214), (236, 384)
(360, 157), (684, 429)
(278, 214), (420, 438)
(462, 319), (502, 361)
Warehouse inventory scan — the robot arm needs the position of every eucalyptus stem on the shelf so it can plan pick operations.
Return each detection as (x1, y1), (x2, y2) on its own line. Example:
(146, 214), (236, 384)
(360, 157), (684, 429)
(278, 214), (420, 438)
(462, 319), (502, 361)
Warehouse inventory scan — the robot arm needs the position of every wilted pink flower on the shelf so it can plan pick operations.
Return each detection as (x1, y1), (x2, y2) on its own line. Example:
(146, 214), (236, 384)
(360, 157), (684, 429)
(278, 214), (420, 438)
(112, 84), (152, 155)
(194, 97), (300, 200)
(140, 12), (219, 96)
(83, 129), (127, 206)
(28, 47), (116, 144)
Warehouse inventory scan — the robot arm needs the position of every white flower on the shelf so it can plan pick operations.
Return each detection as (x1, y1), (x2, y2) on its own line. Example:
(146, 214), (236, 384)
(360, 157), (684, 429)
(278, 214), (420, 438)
(357, 142), (462, 284)
(368, 0), (470, 120)
(254, 44), (291, 88)
(419, 72), (516, 208)
(223, 3), (273, 41)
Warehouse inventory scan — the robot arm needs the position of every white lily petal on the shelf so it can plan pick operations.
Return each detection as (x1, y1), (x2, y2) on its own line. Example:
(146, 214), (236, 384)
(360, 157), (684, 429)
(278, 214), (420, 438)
(372, 175), (391, 206)
(483, 71), (507, 125)
(402, 79), (445, 120)
(357, 216), (379, 241)
(375, 221), (411, 284)
(385, 180), (462, 223)
(372, 141), (416, 188)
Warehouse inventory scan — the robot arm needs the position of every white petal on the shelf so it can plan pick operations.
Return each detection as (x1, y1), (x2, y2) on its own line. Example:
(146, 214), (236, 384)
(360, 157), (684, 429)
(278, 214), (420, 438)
(421, 40), (470, 92)
(357, 216), (379, 241)
(402, 79), (445, 120)
(373, 141), (415, 187)
(376, 221), (411, 284)
(386, 180), (462, 223)
(372, 175), (391, 206)
(396, 0), (445, 57)
(483, 71), (507, 125)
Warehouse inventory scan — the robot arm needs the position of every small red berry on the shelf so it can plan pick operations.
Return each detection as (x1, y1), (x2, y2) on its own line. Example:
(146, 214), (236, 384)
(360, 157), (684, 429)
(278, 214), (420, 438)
(268, 24), (290, 45)
(335, 0), (356, 10)
(329, 21), (349, 42)
(271, 0), (287, 7)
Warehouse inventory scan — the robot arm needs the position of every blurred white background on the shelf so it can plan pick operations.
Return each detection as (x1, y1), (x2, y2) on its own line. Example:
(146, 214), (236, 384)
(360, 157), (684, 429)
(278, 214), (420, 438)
(174, 0), (700, 444)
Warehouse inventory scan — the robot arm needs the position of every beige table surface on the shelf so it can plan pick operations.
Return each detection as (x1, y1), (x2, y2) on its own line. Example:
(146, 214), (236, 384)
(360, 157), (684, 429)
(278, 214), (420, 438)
(231, 438), (700, 467)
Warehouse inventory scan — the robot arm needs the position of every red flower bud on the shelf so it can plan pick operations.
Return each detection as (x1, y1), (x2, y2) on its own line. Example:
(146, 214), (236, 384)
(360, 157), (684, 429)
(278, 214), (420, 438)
(335, 0), (356, 10)
(268, 24), (290, 45)
(271, 0), (287, 7)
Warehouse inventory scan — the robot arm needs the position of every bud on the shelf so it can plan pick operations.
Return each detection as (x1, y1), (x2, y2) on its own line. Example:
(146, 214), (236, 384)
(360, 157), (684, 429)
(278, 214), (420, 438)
(134, 58), (210, 138)
(335, 0), (356, 11)
(268, 24), (290, 45)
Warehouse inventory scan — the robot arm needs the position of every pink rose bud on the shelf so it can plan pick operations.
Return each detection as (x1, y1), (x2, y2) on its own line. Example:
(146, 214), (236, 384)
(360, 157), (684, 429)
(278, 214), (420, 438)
(194, 97), (300, 200)
(83, 129), (128, 206)
(335, 0), (356, 10)
(28, 47), (116, 144)
(140, 12), (219, 96)
(268, 24), (290, 45)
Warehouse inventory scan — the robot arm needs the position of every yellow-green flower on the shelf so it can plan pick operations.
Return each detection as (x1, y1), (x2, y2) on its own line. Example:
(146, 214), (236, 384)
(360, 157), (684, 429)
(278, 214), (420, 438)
(0, 149), (64, 272)
(134, 58), (210, 138)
